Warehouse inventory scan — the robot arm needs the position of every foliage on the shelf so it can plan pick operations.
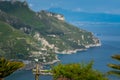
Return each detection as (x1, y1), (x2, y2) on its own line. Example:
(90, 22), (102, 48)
(52, 62), (108, 80)
(0, 21), (37, 59)
(108, 54), (120, 76)
(0, 1), (99, 52)
(0, 57), (24, 78)
(0, 1), (99, 61)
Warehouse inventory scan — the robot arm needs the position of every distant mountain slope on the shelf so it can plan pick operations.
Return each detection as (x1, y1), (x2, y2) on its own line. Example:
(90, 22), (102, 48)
(48, 7), (120, 22)
(0, 1), (100, 62)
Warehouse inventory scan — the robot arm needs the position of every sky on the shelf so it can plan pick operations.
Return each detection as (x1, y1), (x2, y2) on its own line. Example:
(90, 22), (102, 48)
(27, 0), (120, 14)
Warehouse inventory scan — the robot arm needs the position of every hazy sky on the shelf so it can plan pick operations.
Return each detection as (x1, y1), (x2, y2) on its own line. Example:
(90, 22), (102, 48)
(27, 0), (120, 14)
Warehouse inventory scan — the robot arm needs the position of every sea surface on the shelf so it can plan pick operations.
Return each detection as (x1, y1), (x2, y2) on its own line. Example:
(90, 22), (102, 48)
(6, 22), (120, 80)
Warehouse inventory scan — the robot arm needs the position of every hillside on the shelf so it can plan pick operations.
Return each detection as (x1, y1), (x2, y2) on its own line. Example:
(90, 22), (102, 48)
(0, 21), (36, 59)
(0, 1), (100, 63)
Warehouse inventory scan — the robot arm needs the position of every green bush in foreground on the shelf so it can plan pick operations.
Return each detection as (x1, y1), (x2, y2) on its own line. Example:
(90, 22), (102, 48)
(108, 54), (120, 76)
(52, 62), (108, 80)
(0, 58), (24, 80)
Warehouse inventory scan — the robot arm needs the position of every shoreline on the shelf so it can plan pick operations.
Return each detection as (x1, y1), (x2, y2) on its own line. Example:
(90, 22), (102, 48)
(22, 42), (101, 70)
(55, 42), (101, 54)
(43, 55), (61, 65)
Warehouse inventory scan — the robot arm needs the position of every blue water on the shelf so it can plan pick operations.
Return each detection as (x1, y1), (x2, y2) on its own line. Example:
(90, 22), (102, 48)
(6, 22), (120, 80)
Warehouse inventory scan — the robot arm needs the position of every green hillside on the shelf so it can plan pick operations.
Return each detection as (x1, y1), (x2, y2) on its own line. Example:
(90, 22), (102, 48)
(0, 21), (35, 59)
(0, 1), (100, 62)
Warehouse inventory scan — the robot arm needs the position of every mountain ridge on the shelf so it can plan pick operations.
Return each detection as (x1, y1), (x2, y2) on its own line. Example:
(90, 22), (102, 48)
(0, 1), (100, 63)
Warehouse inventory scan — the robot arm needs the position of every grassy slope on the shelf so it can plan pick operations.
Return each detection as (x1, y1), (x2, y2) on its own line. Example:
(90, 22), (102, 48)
(0, 1), (99, 53)
(0, 21), (36, 59)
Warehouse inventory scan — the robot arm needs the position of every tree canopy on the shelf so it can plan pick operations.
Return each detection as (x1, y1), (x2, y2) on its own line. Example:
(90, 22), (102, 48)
(108, 54), (120, 76)
(52, 62), (108, 80)
(0, 57), (24, 79)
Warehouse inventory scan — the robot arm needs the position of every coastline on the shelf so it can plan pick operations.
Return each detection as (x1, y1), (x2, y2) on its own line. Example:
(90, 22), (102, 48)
(22, 55), (60, 70)
(55, 42), (101, 54)
(43, 55), (60, 65)
(22, 41), (101, 70)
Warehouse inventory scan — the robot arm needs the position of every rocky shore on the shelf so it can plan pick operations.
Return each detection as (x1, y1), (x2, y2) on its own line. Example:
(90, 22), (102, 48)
(56, 42), (101, 54)
(22, 39), (101, 70)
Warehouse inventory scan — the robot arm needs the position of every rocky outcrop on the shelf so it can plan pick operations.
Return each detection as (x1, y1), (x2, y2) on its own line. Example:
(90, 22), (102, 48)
(36, 10), (65, 21)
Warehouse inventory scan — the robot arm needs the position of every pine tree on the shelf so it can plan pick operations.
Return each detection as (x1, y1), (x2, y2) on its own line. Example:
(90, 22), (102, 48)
(108, 54), (120, 76)
(0, 57), (24, 80)
(52, 62), (108, 80)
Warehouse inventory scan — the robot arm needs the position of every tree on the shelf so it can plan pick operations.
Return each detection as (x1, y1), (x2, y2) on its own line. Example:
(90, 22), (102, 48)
(108, 54), (120, 76)
(52, 62), (108, 80)
(0, 57), (24, 80)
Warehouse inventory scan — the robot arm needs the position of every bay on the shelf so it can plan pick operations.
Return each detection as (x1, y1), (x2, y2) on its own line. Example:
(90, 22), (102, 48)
(6, 22), (120, 80)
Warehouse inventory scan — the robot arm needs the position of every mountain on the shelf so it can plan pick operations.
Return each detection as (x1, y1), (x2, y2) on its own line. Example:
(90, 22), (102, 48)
(48, 7), (120, 22)
(0, 1), (100, 63)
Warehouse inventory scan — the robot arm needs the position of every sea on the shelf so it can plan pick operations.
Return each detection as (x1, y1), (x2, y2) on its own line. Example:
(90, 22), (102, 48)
(6, 22), (120, 80)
